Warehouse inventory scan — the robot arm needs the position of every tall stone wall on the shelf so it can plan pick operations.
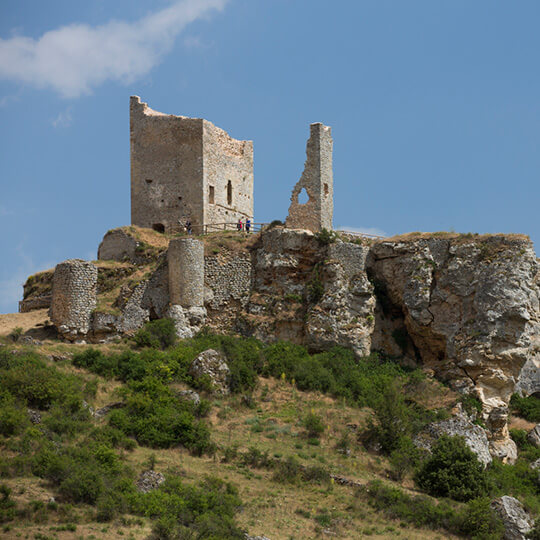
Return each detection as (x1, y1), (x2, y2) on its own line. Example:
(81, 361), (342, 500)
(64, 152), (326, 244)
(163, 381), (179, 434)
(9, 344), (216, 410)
(130, 96), (204, 233)
(168, 238), (204, 307)
(49, 260), (97, 340)
(205, 252), (252, 309)
(130, 96), (254, 234)
(203, 121), (254, 227)
(285, 123), (333, 232)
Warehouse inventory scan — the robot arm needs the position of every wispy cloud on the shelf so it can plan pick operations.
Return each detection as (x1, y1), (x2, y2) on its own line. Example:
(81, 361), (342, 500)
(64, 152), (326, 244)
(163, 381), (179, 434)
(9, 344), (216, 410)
(0, 0), (227, 98)
(52, 107), (72, 128)
(336, 225), (388, 237)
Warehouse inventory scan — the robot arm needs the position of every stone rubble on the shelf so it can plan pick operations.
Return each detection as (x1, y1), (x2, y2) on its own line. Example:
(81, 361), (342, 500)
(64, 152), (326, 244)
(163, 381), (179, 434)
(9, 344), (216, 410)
(136, 470), (165, 493)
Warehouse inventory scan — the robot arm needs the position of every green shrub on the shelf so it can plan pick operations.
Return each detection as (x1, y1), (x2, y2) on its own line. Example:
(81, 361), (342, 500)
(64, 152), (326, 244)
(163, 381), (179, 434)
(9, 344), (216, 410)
(458, 497), (504, 540)
(362, 480), (458, 530)
(0, 392), (28, 437)
(133, 318), (177, 350)
(487, 459), (540, 514)
(314, 228), (338, 245)
(0, 484), (16, 523)
(8, 327), (23, 343)
(272, 457), (303, 484)
(361, 481), (503, 539)
(366, 380), (414, 453)
(389, 436), (422, 481)
(0, 352), (83, 410)
(511, 394), (540, 423)
(415, 435), (490, 501)
(134, 476), (244, 539)
(303, 412), (325, 438)
(307, 263), (324, 303)
(108, 377), (214, 455)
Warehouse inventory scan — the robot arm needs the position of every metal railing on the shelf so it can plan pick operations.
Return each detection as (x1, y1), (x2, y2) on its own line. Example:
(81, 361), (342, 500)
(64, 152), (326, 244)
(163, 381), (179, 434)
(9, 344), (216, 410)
(335, 229), (386, 239)
(174, 221), (385, 239)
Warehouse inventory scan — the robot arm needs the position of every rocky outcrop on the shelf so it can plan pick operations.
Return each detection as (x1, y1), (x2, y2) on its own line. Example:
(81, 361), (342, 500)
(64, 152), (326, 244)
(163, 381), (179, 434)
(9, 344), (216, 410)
(368, 234), (540, 459)
(413, 411), (492, 466)
(528, 424), (540, 447)
(189, 349), (230, 394)
(136, 470), (165, 493)
(515, 356), (540, 398)
(98, 228), (139, 263)
(305, 242), (375, 356)
(245, 228), (374, 354)
(490, 496), (534, 540)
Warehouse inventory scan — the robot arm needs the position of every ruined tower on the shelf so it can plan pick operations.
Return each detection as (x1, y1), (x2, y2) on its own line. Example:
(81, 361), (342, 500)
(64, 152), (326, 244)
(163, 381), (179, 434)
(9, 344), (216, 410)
(285, 123), (333, 232)
(130, 96), (254, 234)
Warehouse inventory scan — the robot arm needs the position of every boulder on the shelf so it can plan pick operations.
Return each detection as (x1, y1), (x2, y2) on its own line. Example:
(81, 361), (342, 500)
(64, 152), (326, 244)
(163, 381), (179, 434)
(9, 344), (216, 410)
(97, 228), (138, 263)
(27, 409), (41, 424)
(136, 470), (165, 493)
(414, 412), (492, 467)
(490, 496), (533, 540)
(176, 390), (201, 406)
(527, 424), (540, 448)
(189, 349), (230, 395)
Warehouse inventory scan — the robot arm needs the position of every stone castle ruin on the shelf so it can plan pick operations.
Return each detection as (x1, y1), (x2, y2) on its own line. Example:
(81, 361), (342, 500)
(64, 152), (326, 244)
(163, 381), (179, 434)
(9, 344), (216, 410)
(17, 97), (540, 466)
(285, 122), (333, 232)
(130, 96), (254, 234)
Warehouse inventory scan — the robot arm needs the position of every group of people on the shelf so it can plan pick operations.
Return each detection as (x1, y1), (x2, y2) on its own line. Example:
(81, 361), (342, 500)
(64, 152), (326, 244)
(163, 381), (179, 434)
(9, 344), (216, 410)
(237, 218), (252, 232)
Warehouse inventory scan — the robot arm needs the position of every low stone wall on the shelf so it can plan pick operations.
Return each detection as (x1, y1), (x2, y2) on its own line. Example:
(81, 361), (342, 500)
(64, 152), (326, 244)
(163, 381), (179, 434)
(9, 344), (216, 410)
(49, 259), (97, 340)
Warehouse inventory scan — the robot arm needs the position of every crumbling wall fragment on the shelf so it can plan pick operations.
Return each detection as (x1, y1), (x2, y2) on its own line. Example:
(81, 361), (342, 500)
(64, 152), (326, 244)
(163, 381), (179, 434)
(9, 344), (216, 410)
(285, 123), (333, 232)
(50, 259), (97, 340)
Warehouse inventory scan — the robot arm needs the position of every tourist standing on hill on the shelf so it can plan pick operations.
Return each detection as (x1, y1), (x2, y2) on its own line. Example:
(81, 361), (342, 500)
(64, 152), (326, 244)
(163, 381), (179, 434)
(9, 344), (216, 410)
(237, 219), (243, 231)
(245, 218), (251, 233)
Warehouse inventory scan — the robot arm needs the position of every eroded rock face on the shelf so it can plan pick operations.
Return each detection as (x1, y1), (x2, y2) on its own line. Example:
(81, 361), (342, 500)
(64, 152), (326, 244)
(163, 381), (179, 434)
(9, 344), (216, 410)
(245, 228), (374, 354)
(515, 356), (540, 398)
(490, 496), (534, 540)
(305, 242), (375, 356)
(189, 349), (230, 394)
(368, 235), (540, 456)
(413, 411), (492, 467)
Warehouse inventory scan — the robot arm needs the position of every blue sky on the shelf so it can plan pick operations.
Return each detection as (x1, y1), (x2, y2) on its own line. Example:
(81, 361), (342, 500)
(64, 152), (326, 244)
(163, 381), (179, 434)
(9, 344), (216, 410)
(1, 0), (539, 314)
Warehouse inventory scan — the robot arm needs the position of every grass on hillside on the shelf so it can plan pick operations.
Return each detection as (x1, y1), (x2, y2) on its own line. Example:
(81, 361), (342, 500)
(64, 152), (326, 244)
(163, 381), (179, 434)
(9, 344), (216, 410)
(0, 322), (538, 539)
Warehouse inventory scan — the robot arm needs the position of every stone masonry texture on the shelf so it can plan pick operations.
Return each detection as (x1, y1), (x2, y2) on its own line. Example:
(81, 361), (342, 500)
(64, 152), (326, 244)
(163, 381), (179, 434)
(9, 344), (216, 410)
(49, 259), (97, 338)
(130, 96), (253, 234)
(286, 123), (333, 232)
(168, 238), (205, 307)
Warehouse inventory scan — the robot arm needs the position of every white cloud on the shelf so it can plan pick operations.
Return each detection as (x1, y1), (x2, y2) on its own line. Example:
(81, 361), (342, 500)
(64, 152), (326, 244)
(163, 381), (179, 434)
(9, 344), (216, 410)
(336, 225), (388, 238)
(52, 107), (72, 128)
(0, 0), (227, 98)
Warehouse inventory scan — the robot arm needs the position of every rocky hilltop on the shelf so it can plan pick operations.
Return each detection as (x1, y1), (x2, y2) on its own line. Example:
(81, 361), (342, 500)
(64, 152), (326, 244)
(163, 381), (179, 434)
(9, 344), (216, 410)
(19, 226), (540, 463)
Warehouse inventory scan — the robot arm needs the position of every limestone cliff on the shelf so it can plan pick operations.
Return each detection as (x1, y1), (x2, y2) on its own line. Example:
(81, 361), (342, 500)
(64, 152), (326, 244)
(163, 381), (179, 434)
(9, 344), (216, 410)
(367, 233), (540, 462)
(26, 226), (540, 461)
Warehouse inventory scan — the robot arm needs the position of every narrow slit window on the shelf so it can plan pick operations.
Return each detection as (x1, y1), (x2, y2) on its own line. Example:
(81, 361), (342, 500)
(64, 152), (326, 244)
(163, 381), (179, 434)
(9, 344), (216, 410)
(209, 185), (215, 204)
(227, 180), (232, 206)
